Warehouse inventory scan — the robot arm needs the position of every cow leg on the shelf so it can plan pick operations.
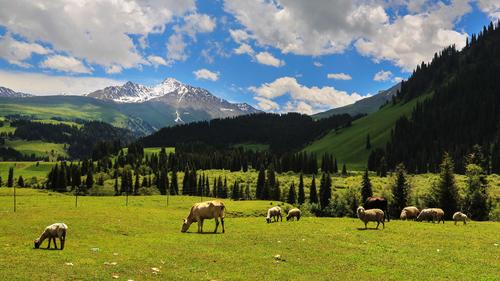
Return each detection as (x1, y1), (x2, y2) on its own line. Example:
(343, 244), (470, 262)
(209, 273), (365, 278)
(221, 218), (225, 233)
(47, 238), (51, 249)
(214, 218), (219, 233)
(198, 220), (202, 233)
(53, 237), (57, 249)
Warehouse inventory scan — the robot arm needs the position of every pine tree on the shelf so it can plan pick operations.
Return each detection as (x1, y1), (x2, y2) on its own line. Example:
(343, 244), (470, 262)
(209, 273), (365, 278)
(298, 173), (305, 205)
(182, 166), (190, 195)
(319, 173), (332, 210)
(432, 153), (459, 220)
(245, 184), (251, 200)
(272, 179), (281, 201)
(391, 163), (409, 217)
(231, 180), (239, 200)
(114, 177), (119, 196)
(309, 174), (318, 203)
(85, 169), (94, 190)
(256, 165), (266, 199)
(287, 182), (297, 205)
(366, 134), (371, 150)
(464, 163), (490, 221)
(0, 176), (3, 187)
(134, 172), (140, 195)
(7, 167), (14, 187)
(341, 164), (347, 176)
(171, 168), (178, 195)
(17, 176), (24, 187)
(361, 168), (373, 203)
(333, 158), (338, 174)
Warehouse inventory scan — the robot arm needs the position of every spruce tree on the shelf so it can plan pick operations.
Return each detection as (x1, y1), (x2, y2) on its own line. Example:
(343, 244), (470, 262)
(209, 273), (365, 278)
(17, 176), (24, 187)
(333, 158), (338, 174)
(7, 167), (14, 187)
(272, 179), (281, 201)
(85, 169), (94, 190)
(171, 168), (178, 195)
(464, 163), (490, 220)
(361, 168), (373, 203)
(287, 182), (297, 205)
(391, 163), (409, 216)
(182, 167), (190, 195)
(341, 164), (347, 176)
(433, 153), (459, 220)
(366, 134), (371, 150)
(231, 180), (239, 200)
(256, 165), (266, 199)
(114, 177), (119, 196)
(298, 173), (305, 205)
(309, 174), (318, 203)
(0, 176), (3, 187)
(319, 173), (332, 210)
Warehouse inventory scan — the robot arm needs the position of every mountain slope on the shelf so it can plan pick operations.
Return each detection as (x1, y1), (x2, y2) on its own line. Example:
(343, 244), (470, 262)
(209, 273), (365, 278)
(313, 83), (401, 119)
(0, 86), (32, 98)
(304, 93), (431, 170)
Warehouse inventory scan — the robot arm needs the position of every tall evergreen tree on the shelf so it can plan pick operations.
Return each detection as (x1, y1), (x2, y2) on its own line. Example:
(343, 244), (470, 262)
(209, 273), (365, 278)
(287, 182), (297, 205)
(182, 166), (190, 195)
(298, 173), (305, 205)
(85, 169), (94, 190)
(134, 173), (140, 195)
(309, 174), (318, 203)
(231, 180), (240, 200)
(319, 173), (332, 209)
(361, 168), (373, 203)
(464, 163), (490, 221)
(272, 179), (281, 201)
(0, 176), (3, 187)
(114, 177), (119, 196)
(171, 168), (178, 195)
(341, 164), (347, 176)
(390, 163), (410, 217)
(366, 134), (371, 150)
(7, 167), (14, 187)
(17, 176), (24, 187)
(432, 153), (459, 220)
(333, 158), (338, 174)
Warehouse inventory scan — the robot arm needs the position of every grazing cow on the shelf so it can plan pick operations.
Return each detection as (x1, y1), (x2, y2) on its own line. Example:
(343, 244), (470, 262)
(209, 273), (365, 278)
(266, 206), (282, 223)
(181, 201), (225, 233)
(34, 223), (67, 250)
(364, 197), (390, 221)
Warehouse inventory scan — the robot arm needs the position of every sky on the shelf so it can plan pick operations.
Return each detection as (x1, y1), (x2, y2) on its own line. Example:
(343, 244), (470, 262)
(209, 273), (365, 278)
(0, 0), (497, 115)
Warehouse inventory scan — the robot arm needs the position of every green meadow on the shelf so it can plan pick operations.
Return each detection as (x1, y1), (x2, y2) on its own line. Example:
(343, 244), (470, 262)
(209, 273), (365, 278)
(0, 188), (498, 281)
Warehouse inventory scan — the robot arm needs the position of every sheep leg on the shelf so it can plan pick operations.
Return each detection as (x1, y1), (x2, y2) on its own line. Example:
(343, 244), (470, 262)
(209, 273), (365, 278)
(382, 220), (385, 229)
(221, 218), (225, 233)
(376, 221), (380, 229)
(214, 218), (219, 233)
(60, 236), (65, 250)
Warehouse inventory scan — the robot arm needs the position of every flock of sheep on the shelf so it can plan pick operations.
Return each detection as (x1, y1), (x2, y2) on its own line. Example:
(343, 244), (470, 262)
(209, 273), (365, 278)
(33, 199), (469, 250)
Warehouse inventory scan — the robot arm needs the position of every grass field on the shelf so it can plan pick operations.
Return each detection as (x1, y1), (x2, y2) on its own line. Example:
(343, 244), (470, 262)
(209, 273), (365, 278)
(0, 162), (57, 182)
(0, 188), (498, 281)
(305, 94), (432, 170)
(4, 140), (68, 160)
(0, 120), (16, 134)
(120, 147), (176, 157)
(32, 119), (83, 128)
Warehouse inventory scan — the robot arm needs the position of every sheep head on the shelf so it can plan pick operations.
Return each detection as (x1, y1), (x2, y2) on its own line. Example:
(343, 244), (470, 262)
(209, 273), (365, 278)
(356, 206), (365, 217)
(266, 217), (271, 223)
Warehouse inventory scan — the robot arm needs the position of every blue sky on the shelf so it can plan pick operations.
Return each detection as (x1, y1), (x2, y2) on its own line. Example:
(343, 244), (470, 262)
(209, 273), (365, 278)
(0, 0), (497, 114)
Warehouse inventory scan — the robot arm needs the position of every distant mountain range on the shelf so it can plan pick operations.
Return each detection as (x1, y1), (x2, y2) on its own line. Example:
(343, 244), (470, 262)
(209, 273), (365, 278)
(313, 83), (401, 119)
(0, 78), (260, 135)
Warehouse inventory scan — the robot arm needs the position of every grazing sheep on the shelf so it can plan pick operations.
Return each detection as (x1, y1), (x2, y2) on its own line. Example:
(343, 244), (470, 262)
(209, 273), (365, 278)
(286, 208), (301, 221)
(417, 208), (445, 224)
(453, 212), (468, 225)
(34, 223), (67, 250)
(266, 206), (282, 223)
(364, 197), (390, 221)
(357, 206), (385, 229)
(400, 206), (420, 220)
(181, 201), (225, 233)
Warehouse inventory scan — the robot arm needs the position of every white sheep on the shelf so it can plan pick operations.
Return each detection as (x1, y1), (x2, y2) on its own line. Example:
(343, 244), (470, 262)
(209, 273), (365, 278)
(417, 208), (445, 223)
(453, 212), (468, 225)
(266, 206), (282, 223)
(286, 208), (301, 221)
(357, 206), (385, 229)
(34, 223), (67, 250)
(400, 206), (420, 220)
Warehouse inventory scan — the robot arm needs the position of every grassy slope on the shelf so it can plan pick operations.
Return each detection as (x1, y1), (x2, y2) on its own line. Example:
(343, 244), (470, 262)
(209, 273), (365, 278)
(305, 94), (431, 170)
(0, 189), (498, 281)
(0, 96), (129, 128)
(0, 162), (57, 181)
(5, 140), (68, 159)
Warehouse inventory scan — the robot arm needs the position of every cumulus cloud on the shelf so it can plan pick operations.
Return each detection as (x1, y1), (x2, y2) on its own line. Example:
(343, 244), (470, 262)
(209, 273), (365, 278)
(234, 43), (254, 55)
(249, 76), (363, 114)
(327, 73), (352, 80)
(254, 96), (280, 111)
(0, 70), (124, 95)
(373, 70), (393, 81)
(478, 0), (500, 20)
(224, 0), (471, 72)
(166, 13), (216, 64)
(193, 68), (219, 81)
(0, 0), (197, 71)
(255, 51), (285, 67)
(147, 55), (168, 67)
(40, 55), (91, 74)
(0, 34), (51, 67)
(313, 61), (323, 67)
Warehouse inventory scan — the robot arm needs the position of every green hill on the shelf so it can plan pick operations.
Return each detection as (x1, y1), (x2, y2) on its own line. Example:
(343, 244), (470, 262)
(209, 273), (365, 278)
(304, 93), (431, 170)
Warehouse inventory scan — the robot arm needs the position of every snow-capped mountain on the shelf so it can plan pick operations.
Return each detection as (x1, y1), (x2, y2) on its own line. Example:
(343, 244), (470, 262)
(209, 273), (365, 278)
(0, 86), (32, 98)
(87, 78), (260, 122)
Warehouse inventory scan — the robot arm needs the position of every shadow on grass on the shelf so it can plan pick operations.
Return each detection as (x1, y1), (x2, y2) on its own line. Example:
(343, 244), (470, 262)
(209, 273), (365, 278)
(35, 247), (62, 250)
(356, 227), (383, 231)
(184, 231), (224, 235)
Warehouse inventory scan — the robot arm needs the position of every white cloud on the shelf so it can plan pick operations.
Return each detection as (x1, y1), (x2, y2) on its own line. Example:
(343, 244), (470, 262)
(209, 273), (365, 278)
(105, 65), (123, 74)
(255, 51), (285, 67)
(0, 0), (196, 70)
(373, 70), (393, 81)
(478, 0), (500, 20)
(193, 68), (219, 81)
(0, 34), (51, 67)
(249, 76), (363, 114)
(327, 73), (352, 80)
(40, 55), (91, 74)
(147, 55), (168, 67)
(224, 0), (471, 72)
(234, 43), (254, 55)
(166, 13), (216, 64)
(0, 70), (124, 95)
(356, 0), (470, 71)
(313, 61), (323, 67)
(254, 96), (280, 111)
